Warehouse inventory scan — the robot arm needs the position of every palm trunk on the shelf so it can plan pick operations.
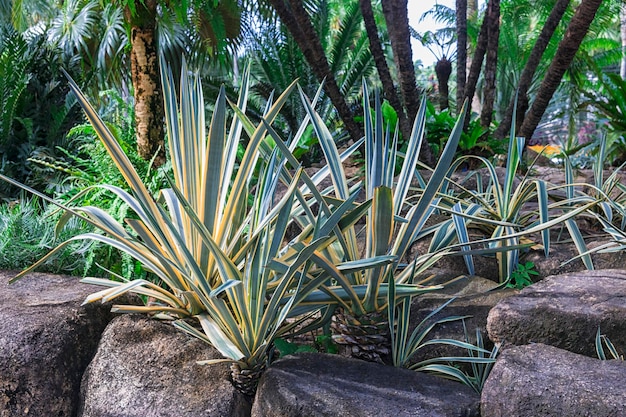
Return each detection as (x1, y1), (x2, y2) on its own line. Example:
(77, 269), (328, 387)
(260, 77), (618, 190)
(479, 0), (500, 130)
(381, 0), (434, 166)
(619, 2), (626, 80)
(456, 0), (467, 115)
(381, 0), (419, 121)
(359, 0), (412, 144)
(436, 58), (452, 111)
(463, 0), (490, 129)
(464, 1), (489, 102)
(268, 0), (363, 143)
(494, 0), (571, 139)
(518, 0), (604, 141)
(125, 0), (166, 167)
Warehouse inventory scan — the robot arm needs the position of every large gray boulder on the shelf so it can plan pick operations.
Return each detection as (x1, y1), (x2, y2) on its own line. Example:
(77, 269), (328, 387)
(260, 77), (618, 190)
(78, 314), (249, 417)
(487, 269), (626, 356)
(252, 352), (480, 417)
(0, 271), (119, 417)
(481, 343), (626, 417)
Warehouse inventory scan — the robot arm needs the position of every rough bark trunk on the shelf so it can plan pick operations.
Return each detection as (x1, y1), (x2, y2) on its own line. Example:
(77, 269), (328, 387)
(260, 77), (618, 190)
(619, 2), (626, 80)
(381, 0), (419, 120)
(456, 0), (468, 115)
(359, 0), (412, 144)
(463, 0), (490, 129)
(494, 0), (571, 139)
(518, 0), (603, 141)
(268, 0), (363, 143)
(381, 0), (434, 166)
(479, 0), (500, 130)
(125, 0), (166, 167)
(436, 58), (452, 111)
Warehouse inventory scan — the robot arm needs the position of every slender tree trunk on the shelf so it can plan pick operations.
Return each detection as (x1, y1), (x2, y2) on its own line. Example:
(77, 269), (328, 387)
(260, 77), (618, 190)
(463, 0), (491, 129)
(268, 0), (363, 143)
(359, 0), (412, 144)
(619, 0), (626, 80)
(479, 0), (499, 130)
(494, 0), (571, 139)
(381, 0), (434, 166)
(125, 0), (166, 167)
(456, 0), (468, 114)
(381, 0), (419, 121)
(436, 58), (452, 111)
(519, 0), (603, 141)
(466, 0), (480, 91)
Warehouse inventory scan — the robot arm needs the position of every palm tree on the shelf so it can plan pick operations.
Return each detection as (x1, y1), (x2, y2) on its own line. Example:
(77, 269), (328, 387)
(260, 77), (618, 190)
(359, 0), (412, 144)
(417, 4), (457, 112)
(479, 0), (500, 130)
(381, 0), (420, 121)
(266, 0), (364, 143)
(493, 0), (571, 139)
(530, 0), (621, 148)
(248, 0), (375, 155)
(518, 0), (605, 141)
(414, 27), (455, 111)
(124, 0), (243, 166)
(20, 0), (243, 167)
(123, 0), (165, 166)
(456, 0), (468, 115)
(381, 0), (435, 165)
(463, 0), (489, 127)
(359, 0), (440, 165)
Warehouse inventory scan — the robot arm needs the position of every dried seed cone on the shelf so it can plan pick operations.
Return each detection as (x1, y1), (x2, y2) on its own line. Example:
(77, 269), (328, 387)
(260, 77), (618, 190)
(230, 362), (266, 398)
(332, 308), (391, 364)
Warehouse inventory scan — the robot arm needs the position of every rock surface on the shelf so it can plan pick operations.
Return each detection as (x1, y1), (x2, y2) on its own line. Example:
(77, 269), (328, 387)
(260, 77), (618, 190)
(78, 314), (249, 417)
(526, 243), (626, 279)
(0, 271), (118, 417)
(252, 352), (480, 417)
(408, 276), (515, 365)
(487, 269), (626, 356)
(481, 343), (626, 417)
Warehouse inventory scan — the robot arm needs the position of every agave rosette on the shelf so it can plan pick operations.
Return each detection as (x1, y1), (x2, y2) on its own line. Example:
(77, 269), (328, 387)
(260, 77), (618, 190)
(275, 81), (470, 317)
(1, 60), (372, 373)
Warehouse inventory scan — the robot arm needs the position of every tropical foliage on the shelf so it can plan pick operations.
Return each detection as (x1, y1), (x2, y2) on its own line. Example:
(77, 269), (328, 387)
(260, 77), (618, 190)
(0, 198), (92, 273)
(246, 0), (375, 161)
(0, 25), (83, 199)
(3, 0), (626, 401)
(434, 131), (598, 282)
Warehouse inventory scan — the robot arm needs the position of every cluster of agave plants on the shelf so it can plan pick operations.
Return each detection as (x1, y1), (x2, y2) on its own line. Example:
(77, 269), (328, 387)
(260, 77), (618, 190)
(2, 57), (625, 397)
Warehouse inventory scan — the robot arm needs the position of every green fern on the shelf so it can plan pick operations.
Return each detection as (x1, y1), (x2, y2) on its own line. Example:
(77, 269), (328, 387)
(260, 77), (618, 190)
(0, 26), (31, 147)
(0, 199), (91, 274)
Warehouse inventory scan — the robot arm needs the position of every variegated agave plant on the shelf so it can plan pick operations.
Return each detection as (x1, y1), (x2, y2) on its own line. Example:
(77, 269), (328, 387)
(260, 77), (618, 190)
(430, 114), (599, 283)
(0, 60), (371, 397)
(275, 81), (470, 363)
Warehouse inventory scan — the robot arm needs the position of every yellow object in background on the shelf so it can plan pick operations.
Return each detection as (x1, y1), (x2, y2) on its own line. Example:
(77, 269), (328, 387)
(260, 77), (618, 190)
(527, 144), (563, 158)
